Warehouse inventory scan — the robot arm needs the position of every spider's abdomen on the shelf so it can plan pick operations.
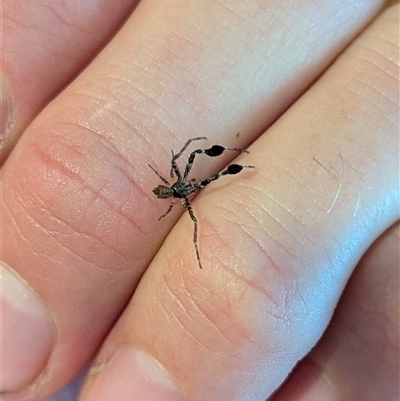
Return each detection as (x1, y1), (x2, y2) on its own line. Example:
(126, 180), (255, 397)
(153, 185), (174, 199)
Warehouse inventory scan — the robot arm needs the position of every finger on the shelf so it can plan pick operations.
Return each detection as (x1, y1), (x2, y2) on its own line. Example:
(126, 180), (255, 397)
(43, 366), (87, 401)
(0, 0), (138, 161)
(0, 0), (384, 399)
(271, 222), (399, 401)
(80, 5), (398, 401)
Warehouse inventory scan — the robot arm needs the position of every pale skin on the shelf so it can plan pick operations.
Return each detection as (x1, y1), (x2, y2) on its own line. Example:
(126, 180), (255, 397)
(0, 1), (398, 401)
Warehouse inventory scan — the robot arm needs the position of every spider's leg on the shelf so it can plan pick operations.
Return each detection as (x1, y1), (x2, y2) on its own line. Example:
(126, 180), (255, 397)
(172, 137), (208, 162)
(184, 197), (202, 269)
(148, 164), (170, 185)
(169, 150), (175, 178)
(159, 199), (175, 220)
(170, 149), (182, 179)
(183, 144), (250, 179)
(196, 164), (254, 190)
(170, 137), (207, 178)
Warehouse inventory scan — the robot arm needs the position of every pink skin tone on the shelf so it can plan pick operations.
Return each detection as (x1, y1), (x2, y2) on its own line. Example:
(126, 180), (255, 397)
(1, 265), (53, 391)
(1, 1), (398, 401)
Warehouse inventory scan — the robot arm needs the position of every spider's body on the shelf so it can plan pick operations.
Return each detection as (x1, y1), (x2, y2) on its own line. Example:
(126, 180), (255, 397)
(149, 137), (254, 268)
(152, 179), (195, 199)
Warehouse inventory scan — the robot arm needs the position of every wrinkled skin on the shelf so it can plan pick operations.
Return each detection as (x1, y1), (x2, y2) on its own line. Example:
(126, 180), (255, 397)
(0, 1), (398, 400)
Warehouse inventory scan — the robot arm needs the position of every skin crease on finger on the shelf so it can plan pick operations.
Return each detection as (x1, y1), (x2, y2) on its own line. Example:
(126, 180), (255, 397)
(79, 5), (399, 401)
(0, 0), (139, 161)
(0, 1), (395, 401)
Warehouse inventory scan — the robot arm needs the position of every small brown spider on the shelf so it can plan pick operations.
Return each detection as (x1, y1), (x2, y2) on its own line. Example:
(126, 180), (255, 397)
(149, 137), (254, 269)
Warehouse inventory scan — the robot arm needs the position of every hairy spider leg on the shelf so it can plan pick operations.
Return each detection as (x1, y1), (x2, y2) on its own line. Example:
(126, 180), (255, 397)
(195, 163), (255, 190)
(182, 145), (250, 179)
(169, 149), (180, 179)
(148, 164), (170, 185)
(172, 137), (208, 161)
(150, 138), (254, 269)
(170, 137), (208, 178)
(183, 197), (202, 269)
(159, 199), (176, 220)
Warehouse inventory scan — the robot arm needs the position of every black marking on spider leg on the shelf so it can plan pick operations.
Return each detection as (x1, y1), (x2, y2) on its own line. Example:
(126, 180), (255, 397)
(196, 164), (254, 190)
(149, 138), (254, 268)
(183, 144), (249, 180)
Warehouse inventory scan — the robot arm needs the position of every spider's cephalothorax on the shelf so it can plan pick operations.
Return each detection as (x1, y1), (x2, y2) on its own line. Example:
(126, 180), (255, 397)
(149, 137), (254, 269)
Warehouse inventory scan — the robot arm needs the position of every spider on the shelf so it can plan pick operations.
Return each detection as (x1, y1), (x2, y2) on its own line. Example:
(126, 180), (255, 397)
(149, 137), (254, 269)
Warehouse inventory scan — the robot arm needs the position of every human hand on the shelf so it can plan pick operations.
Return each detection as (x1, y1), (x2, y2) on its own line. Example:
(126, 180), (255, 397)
(1, 1), (398, 400)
